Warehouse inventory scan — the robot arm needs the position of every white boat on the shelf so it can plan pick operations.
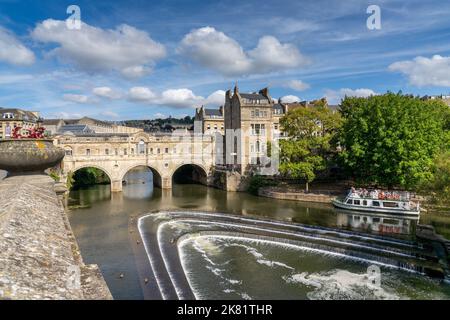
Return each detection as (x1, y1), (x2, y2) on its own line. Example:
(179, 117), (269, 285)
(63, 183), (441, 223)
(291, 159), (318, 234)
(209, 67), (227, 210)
(332, 188), (420, 217)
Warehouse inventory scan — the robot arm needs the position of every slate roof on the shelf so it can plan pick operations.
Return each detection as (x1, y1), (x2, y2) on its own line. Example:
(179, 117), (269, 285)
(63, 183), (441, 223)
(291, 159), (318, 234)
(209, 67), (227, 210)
(204, 108), (223, 117)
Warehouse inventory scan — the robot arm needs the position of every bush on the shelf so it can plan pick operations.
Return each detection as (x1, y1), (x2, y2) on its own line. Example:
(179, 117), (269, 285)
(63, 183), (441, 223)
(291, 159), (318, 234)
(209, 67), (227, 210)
(247, 175), (276, 195)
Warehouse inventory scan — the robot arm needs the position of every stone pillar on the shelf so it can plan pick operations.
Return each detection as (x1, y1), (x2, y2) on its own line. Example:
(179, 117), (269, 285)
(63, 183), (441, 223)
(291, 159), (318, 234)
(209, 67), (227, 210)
(161, 176), (172, 189)
(111, 180), (123, 192)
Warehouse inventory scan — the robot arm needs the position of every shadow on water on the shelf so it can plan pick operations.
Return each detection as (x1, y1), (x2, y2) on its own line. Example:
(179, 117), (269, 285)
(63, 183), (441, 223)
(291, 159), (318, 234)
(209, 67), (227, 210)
(67, 167), (450, 299)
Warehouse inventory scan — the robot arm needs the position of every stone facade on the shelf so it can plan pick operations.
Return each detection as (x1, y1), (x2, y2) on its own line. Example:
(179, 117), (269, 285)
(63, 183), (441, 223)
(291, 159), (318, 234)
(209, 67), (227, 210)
(194, 106), (224, 134)
(56, 131), (216, 192)
(224, 86), (286, 175)
(0, 107), (41, 139)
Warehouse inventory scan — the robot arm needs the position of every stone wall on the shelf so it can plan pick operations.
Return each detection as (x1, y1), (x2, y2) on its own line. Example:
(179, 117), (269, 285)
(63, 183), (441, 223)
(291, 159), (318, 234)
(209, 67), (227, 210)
(258, 186), (336, 204)
(0, 174), (112, 300)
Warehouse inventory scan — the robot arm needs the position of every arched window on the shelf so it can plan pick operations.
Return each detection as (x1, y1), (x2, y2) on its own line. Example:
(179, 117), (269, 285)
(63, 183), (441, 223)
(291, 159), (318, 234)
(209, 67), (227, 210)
(138, 140), (146, 154)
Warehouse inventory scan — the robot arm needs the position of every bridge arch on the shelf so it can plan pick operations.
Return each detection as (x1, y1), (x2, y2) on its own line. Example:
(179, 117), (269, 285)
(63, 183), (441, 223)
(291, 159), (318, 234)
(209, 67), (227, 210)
(172, 163), (208, 185)
(70, 164), (112, 189)
(121, 164), (163, 188)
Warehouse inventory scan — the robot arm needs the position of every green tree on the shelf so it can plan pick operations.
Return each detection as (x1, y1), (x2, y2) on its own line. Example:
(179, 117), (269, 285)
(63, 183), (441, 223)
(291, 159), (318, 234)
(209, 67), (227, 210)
(338, 93), (450, 189)
(279, 102), (342, 191)
(422, 152), (450, 206)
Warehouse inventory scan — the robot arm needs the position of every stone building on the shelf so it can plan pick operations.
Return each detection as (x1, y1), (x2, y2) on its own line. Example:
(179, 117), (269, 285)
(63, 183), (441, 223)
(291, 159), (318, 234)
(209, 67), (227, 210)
(224, 86), (285, 174)
(0, 107), (41, 139)
(194, 106), (224, 134)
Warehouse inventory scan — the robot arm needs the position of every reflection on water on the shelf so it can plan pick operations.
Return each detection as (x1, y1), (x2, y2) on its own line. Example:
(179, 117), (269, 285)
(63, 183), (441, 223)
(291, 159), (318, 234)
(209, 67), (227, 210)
(67, 167), (450, 299)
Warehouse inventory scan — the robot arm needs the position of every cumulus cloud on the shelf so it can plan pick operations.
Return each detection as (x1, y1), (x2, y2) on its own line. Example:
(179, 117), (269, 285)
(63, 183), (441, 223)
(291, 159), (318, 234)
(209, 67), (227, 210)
(63, 93), (89, 104)
(92, 87), (121, 99)
(325, 88), (377, 104)
(280, 95), (301, 103)
(31, 19), (166, 77)
(159, 88), (203, 108)
(0, 27), (35, 66)
(389, 55), (450, 87)
(203, 90), (226, 106)
(128, 87), (157, 101)
(127, 87), (224, 109)
(178, 27), (309, 76)
(285, 79), (310, 91)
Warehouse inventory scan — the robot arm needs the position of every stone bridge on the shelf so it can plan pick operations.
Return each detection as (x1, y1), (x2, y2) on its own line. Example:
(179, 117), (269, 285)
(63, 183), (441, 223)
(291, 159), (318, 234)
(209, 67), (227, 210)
(55, 131), (217, 192)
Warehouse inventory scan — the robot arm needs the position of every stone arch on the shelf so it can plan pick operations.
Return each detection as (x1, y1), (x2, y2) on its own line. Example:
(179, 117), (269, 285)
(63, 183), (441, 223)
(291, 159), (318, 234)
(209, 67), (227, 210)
(171, 163), (208, 185)
(69, 164), (112, 190)
(120, 164), (163, 188)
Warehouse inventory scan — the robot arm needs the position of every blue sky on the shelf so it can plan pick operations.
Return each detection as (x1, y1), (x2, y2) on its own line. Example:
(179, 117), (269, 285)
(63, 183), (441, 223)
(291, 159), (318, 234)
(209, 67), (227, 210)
(1, 0), (450, 120)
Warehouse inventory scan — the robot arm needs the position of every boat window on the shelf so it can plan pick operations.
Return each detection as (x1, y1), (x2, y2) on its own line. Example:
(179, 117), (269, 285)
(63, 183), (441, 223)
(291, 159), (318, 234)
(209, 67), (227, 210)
(346, 199), (353, 204)
(373, 201), (380, 207)
(372, 218), (380, 223)
(363, 200), (367, 206)
(354, 200), (360, 205)
(383, 218), (399, 225)
(353, 216), (360, 221)
(383, 202), (399, 208)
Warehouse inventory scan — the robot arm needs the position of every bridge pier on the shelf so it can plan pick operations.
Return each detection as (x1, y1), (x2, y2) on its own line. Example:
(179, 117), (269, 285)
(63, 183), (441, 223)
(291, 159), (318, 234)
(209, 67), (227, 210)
(111, 180), (123, 192)
(162, 177), (172, 189)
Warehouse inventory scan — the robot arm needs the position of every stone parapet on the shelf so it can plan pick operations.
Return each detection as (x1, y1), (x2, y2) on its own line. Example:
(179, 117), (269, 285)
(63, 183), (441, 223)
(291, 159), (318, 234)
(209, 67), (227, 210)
(0, 174), (112, 300)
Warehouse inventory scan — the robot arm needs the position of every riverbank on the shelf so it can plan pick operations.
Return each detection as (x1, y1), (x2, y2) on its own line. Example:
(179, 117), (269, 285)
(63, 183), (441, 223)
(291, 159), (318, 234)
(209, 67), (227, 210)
(0, 174), (112, 299)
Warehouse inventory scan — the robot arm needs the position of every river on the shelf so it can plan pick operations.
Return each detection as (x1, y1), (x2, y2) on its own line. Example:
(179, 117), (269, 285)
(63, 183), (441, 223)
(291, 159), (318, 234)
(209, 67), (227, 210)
(67, 167), (450, 300)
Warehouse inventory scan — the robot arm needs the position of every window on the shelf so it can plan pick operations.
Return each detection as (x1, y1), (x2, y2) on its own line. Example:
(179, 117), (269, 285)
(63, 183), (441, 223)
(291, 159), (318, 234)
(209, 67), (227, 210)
(373, 201), (380, 207)
(383, 202), (399, 208)
(138, 140), (146, 154)
(372, 218), (380, 223)
(165, 148), (169, 154)
(207, 124), (210, 130)
(131, 148), (134, 154)
(346, 199), (353, 204)
(157, 148), (161, 154)
(105, 149), (109, 155)
(86, 149), (91, 156)
(150, 148), (153, 154)
(354, 200), (360, 205)
(363, 200), (367, 206)
(2, 113), (14, 119)
(214, 125), (217, 130)
(124, 148), (127, 155)
(65, 149), (73, 156)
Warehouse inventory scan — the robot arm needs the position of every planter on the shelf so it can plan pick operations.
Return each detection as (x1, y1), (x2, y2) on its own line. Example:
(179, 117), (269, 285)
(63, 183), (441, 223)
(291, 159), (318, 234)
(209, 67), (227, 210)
(0, 139), (65, 174)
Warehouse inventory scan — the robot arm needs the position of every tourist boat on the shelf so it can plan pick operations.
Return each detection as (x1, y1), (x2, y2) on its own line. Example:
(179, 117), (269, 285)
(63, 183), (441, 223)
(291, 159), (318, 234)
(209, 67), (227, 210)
(332, 188), (420, 217)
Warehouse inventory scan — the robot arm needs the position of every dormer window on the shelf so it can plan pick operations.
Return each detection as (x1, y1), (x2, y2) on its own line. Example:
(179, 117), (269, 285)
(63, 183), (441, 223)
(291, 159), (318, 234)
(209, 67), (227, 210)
(2, 113), (14, 119)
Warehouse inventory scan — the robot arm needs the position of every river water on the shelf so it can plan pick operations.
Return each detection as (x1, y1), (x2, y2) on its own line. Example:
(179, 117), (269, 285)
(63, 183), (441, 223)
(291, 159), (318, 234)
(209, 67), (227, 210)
(67, 167), (450, 300)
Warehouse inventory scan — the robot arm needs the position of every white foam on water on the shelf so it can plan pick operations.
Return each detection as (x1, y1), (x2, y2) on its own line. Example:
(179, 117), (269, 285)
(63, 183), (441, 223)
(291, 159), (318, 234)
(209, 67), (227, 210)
(284, 269), (400, 300)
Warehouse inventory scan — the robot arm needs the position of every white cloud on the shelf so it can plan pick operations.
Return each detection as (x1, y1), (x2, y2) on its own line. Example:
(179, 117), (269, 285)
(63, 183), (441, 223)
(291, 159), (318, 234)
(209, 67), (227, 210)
(285, 79), (310, 91)
(178, 27), (309, 76)
(0, 74), (34, 84)
(159, 88), (203, 108)
(389, 55), (450, 87)
(63, 93), (89, 104)
(93, 87), (121, 99)
(325, 88), (377, 104)
(203, 90), (226, 106)
(128, 87), (157, 101)
(0, 27), (35, 66)
(127, 87), (224, 109)
(280, 95), (301, 103)
(153, 112), (166, 119)
(31, 19), (166, 77)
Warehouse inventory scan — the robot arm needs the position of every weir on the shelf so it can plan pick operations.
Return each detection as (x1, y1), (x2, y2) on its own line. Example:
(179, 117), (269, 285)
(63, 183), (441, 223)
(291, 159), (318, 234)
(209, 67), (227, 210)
(137, 211), (450, 300)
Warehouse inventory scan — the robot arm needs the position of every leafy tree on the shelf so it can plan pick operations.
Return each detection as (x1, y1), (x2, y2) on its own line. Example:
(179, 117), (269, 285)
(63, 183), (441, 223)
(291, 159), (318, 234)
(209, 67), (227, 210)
(72, 167), (110, 188)
(338, 93), (450, 189)
(422, 152), (450, 206)
(279, 102), (342, 191)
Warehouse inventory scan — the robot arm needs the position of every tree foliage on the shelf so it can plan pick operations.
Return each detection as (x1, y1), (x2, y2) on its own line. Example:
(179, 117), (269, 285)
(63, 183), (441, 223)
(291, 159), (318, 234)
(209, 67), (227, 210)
(422, 152), (450, 206)
(338, 93), (450, 189)
(72, 167), (110, 189)
(279, 102), (342, 190)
